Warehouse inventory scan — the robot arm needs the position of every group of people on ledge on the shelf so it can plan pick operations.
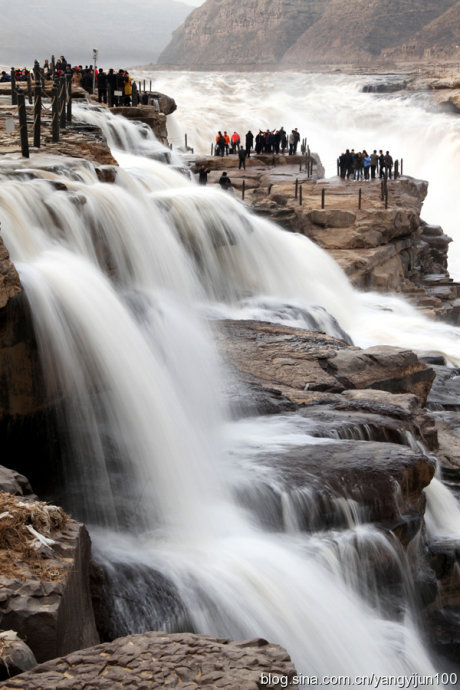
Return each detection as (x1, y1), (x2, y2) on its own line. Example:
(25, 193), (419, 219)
(215, 127), (302, 159)
(4, 56), (136, 107)
(0, 68), (30, 82)
(338, 149), (395, 180)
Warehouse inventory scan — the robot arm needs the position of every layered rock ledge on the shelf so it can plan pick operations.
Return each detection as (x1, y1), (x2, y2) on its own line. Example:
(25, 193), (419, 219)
(193, 154), (460, 323)
(0, 633), (297, 689)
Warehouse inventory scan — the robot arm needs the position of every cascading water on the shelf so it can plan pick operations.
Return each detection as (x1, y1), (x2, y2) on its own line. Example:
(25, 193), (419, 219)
(1, 101), (459, 680)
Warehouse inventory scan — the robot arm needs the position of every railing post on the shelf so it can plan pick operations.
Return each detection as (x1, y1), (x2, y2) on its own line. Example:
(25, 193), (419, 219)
(51, 86), (59, 142)
(299, 184), (303, 206)
(27, 72), (33, 104)
(51, 54), (55, 81)
(66, 75), (72, 123)
(33, 61), (41, 148)
(295, 179), (298, 199)
(358, 188), (362, 209)
(337, 158), (340, 176)
(401, 158), (403, 176)
(185, 133), (188, 150)
(17, 92), (29, 158)
(10, 68), (17, 105)
(321, 188), (325, 209)
(242, 179), (245, 201)
(211, 143), (214, 156)
(394, 159), (399, 179)
(59, 77), (66, 129)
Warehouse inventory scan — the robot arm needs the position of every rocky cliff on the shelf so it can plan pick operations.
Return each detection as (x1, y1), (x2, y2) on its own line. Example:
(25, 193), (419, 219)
(157, 0), (459, 68)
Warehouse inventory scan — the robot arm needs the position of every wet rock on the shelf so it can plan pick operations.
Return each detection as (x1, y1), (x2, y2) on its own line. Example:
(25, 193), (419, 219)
(149, 91), (177, 115)
(2, 631), (297, 689)
(240, 438), (435, 533)
(0, 630), (37, 680)
(0, 468), (33, 498)
(218, 320), (435, 407)
(110, 106), (168, 145)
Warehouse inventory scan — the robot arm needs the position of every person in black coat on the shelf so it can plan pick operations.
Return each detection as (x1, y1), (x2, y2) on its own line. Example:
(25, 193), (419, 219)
(97, 69), (107, 103)
(219, 172), (232, 191)
(245, 130), (254, 157)
(107, 69), (117, 106)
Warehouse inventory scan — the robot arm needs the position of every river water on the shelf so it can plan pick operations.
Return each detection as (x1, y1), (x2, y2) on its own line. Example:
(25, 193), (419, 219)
(0, 75), (459, 681)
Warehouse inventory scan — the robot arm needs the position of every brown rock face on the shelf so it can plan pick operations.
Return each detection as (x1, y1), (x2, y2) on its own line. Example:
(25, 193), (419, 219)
(2, 632), (297, 689)
(158, 0), (457, 68)
(0, 240), (20, 311)
(282, 0), (456, 66)
(0, 475), (99, 665)
(218, 320), (435, 406)
(158, 0), (324, 67)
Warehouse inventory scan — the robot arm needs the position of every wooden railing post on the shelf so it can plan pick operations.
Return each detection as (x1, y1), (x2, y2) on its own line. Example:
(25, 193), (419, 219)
(27, 72), (33, 104)
(59, 77), (66, 129)
(33, 61), (41, 148)
(17, 92), (29, 158)
(10, 68), (17, 105)
(51, 86), (59, 142)
(66, 75), (72, 123)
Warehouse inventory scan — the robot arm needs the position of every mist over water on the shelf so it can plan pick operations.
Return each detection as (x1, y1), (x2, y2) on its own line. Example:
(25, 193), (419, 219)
(136, 70), (460, 278)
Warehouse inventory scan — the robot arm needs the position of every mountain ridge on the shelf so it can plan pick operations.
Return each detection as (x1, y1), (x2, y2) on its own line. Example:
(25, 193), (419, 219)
(158, 0), (460, 68)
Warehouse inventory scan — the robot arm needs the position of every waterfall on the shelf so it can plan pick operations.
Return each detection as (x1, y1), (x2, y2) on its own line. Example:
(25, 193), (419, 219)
(1, 103), (459, 680)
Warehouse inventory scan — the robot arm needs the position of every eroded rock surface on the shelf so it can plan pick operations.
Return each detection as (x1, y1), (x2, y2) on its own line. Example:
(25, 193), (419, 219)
(0, 473), (99, 665)
(1, 632), (298, 689)
(217, 320), (435, 406)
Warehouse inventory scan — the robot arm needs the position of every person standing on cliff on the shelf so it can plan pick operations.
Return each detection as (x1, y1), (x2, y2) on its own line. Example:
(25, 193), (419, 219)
(231, 131), (241, 153)
(245, 130), (254, 157)
(198, 165), (210, 185)
(97, 69), (107, 104)
(379, 150), (385, 178)
(293, 128), (300, 153)
(370, 150), (378, 179)
(238, 147), (247, 170)
(384, 151), (393, 179)
(223, 132), (230, 155)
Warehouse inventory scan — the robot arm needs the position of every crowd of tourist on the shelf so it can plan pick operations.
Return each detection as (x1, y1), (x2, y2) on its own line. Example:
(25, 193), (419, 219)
(2, 56), (136, 107)
(338, 149), (395, 180)
(0, 68), (31, 82)
(214, 127), (303, 157)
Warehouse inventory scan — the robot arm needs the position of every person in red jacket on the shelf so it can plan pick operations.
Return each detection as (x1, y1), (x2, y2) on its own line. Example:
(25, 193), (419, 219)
(230, 131), (240, 153)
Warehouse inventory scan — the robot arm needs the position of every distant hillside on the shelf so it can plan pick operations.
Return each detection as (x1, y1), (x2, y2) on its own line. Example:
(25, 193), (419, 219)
(158, 0), (459, 68)
(0, 0), (192, 68)
(408, 0), (460, 55)
(159, 0), (324, 68)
